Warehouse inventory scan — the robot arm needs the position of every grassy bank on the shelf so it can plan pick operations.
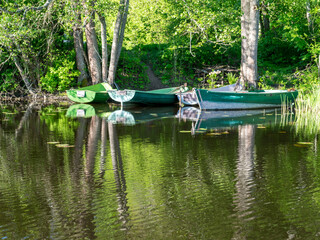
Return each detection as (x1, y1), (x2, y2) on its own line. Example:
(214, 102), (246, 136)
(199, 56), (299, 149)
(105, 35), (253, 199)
(295, 86), (320, 136)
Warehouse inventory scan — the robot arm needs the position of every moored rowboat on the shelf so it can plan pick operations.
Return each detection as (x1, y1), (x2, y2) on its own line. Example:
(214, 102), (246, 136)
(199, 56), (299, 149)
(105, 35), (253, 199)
(194, 88), (298, 110)
(66, 83), (113, 103)
(108, 86), (188, 105)
(177, 84), (238, 106)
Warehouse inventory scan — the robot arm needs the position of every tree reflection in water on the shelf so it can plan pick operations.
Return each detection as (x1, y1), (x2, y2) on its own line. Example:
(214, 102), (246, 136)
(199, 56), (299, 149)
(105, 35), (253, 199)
(85, 116), (101, 178)
(108, 122), (129, 229)
(233, 124), (256, 240)
(2, 103), (320, 239)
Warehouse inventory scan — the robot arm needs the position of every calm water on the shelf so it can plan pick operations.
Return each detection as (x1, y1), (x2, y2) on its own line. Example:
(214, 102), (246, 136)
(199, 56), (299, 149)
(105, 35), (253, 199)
(0, 102), (320, 239)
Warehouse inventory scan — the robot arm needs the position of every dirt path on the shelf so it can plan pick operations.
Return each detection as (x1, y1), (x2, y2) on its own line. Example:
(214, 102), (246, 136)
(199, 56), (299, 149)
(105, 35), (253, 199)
(146, 65), (164, 90)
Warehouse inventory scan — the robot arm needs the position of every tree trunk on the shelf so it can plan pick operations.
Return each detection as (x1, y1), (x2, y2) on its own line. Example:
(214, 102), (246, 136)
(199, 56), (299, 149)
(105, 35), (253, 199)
(306, 0), (313, 32)
(108, 0), (130, 86)
(240, 0), (259, 89)
(115, 2), (129, 65)
(259, 2), (270, 36)
(12, 54), (35, 95)
(14, 42), (38, 93)
(73, 26), (89, 84)
(99, 15), (108, 82)
(85, 12), (102, 85)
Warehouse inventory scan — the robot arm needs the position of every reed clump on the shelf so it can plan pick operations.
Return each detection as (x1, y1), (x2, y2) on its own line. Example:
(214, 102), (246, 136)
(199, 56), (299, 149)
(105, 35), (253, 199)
(294, 86), (320, 136)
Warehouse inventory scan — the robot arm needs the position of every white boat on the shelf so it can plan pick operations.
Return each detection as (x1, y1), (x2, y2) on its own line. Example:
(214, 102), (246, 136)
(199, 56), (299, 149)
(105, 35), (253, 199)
(177, 84), (238, 106)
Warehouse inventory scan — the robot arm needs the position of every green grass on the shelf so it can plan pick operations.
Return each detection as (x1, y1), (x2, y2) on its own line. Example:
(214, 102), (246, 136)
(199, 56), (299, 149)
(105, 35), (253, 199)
(294, 86), (320, 136)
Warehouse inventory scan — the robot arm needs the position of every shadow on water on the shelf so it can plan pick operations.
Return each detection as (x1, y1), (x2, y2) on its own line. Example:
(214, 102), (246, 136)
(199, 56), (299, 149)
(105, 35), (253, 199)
(1, 103), (320, 239)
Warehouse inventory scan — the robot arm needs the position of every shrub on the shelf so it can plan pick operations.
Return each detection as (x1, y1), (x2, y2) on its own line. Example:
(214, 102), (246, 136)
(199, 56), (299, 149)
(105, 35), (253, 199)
(40, 58), (79, 93)
(0, 70), (18, 92)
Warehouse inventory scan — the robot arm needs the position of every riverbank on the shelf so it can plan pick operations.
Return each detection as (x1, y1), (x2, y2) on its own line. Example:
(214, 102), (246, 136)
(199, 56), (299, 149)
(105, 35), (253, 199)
(0, 92), (71, 104)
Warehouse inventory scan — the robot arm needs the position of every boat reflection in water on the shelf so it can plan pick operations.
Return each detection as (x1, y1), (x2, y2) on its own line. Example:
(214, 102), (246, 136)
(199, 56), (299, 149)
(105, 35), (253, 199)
(107, 106), (178, 125)
(66, 103), (112, 118)
(66, 104), (178, 125)
(177, 106), (289, 134)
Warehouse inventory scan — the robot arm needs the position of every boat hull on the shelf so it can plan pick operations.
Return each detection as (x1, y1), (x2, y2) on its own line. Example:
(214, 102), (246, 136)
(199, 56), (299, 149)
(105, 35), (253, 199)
(66, 83), (112, 103)
(108, 87), (187, 105)
(194, 89), (298, 110)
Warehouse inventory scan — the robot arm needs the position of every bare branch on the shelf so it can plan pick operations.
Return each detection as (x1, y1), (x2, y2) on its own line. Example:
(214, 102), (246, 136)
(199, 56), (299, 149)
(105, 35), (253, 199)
(0, 53), (13, 72)
(181, 0), (206, 36)
(189, 32), (195, 57)
(0, 0), (54, 15)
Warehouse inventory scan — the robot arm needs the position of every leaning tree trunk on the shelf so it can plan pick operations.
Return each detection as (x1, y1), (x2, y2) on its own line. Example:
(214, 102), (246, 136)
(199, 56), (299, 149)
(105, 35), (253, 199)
(240, 0), (259, 89)
(115, 3), (129, 65)
(107, 0), (129, 86)
(73, 25), (89, 84)
(11, 53), (35, 95)
(99, 14), (108, 82)
(85, 12), (102, 85)
(13, 43), (37, 94)
(72, 1), (89, 85)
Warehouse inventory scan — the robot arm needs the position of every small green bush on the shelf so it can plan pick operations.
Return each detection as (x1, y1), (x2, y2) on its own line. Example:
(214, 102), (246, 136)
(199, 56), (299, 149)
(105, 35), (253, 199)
(292, 65), (319, 92)
(40, 58), (79, 93)
(0, 70), (18, 92)
(226, 72), (238, 84)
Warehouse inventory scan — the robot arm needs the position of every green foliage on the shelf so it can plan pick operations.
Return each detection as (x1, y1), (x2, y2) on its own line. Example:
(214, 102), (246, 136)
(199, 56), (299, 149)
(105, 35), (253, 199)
(226, 72), (237, 84)
(0, 70), (18, 92)
(207, 71), (219, 88)
(295, 85), (320, 137)
(124, 0), (242, 87)
(2, 0), (320, 93)
(259, 32), (307, 66)
(258, 70), (290, 89)
(0, 0), (70, 92)
(115, 50), (149, 90)
(40, 56), (80, 93)
(292, 65), (320, 92)
(134, 41), (241, 87)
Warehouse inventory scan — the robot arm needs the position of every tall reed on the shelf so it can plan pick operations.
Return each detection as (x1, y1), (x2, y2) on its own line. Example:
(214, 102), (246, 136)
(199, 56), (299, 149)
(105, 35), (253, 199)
(294, 86), (320, 136)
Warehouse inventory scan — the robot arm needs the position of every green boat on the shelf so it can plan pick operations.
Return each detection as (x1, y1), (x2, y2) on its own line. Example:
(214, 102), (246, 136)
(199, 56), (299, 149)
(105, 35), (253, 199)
(194, 88), (298, 110)
(107, 86), (188, 105)
(66, 83), (113, 103)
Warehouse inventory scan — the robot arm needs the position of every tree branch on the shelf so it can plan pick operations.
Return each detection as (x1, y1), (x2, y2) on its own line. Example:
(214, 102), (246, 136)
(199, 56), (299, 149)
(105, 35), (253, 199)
(0, 53), (13, 72)
(0, 0), (54, 15)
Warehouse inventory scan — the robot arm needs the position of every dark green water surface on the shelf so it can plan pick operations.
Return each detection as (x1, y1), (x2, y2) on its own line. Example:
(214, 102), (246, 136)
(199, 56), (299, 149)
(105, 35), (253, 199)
(0, 103), (320, 239)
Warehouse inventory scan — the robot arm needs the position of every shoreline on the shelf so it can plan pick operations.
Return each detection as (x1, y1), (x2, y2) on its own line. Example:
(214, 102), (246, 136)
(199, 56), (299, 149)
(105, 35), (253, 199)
(0, 92), (72, 104)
